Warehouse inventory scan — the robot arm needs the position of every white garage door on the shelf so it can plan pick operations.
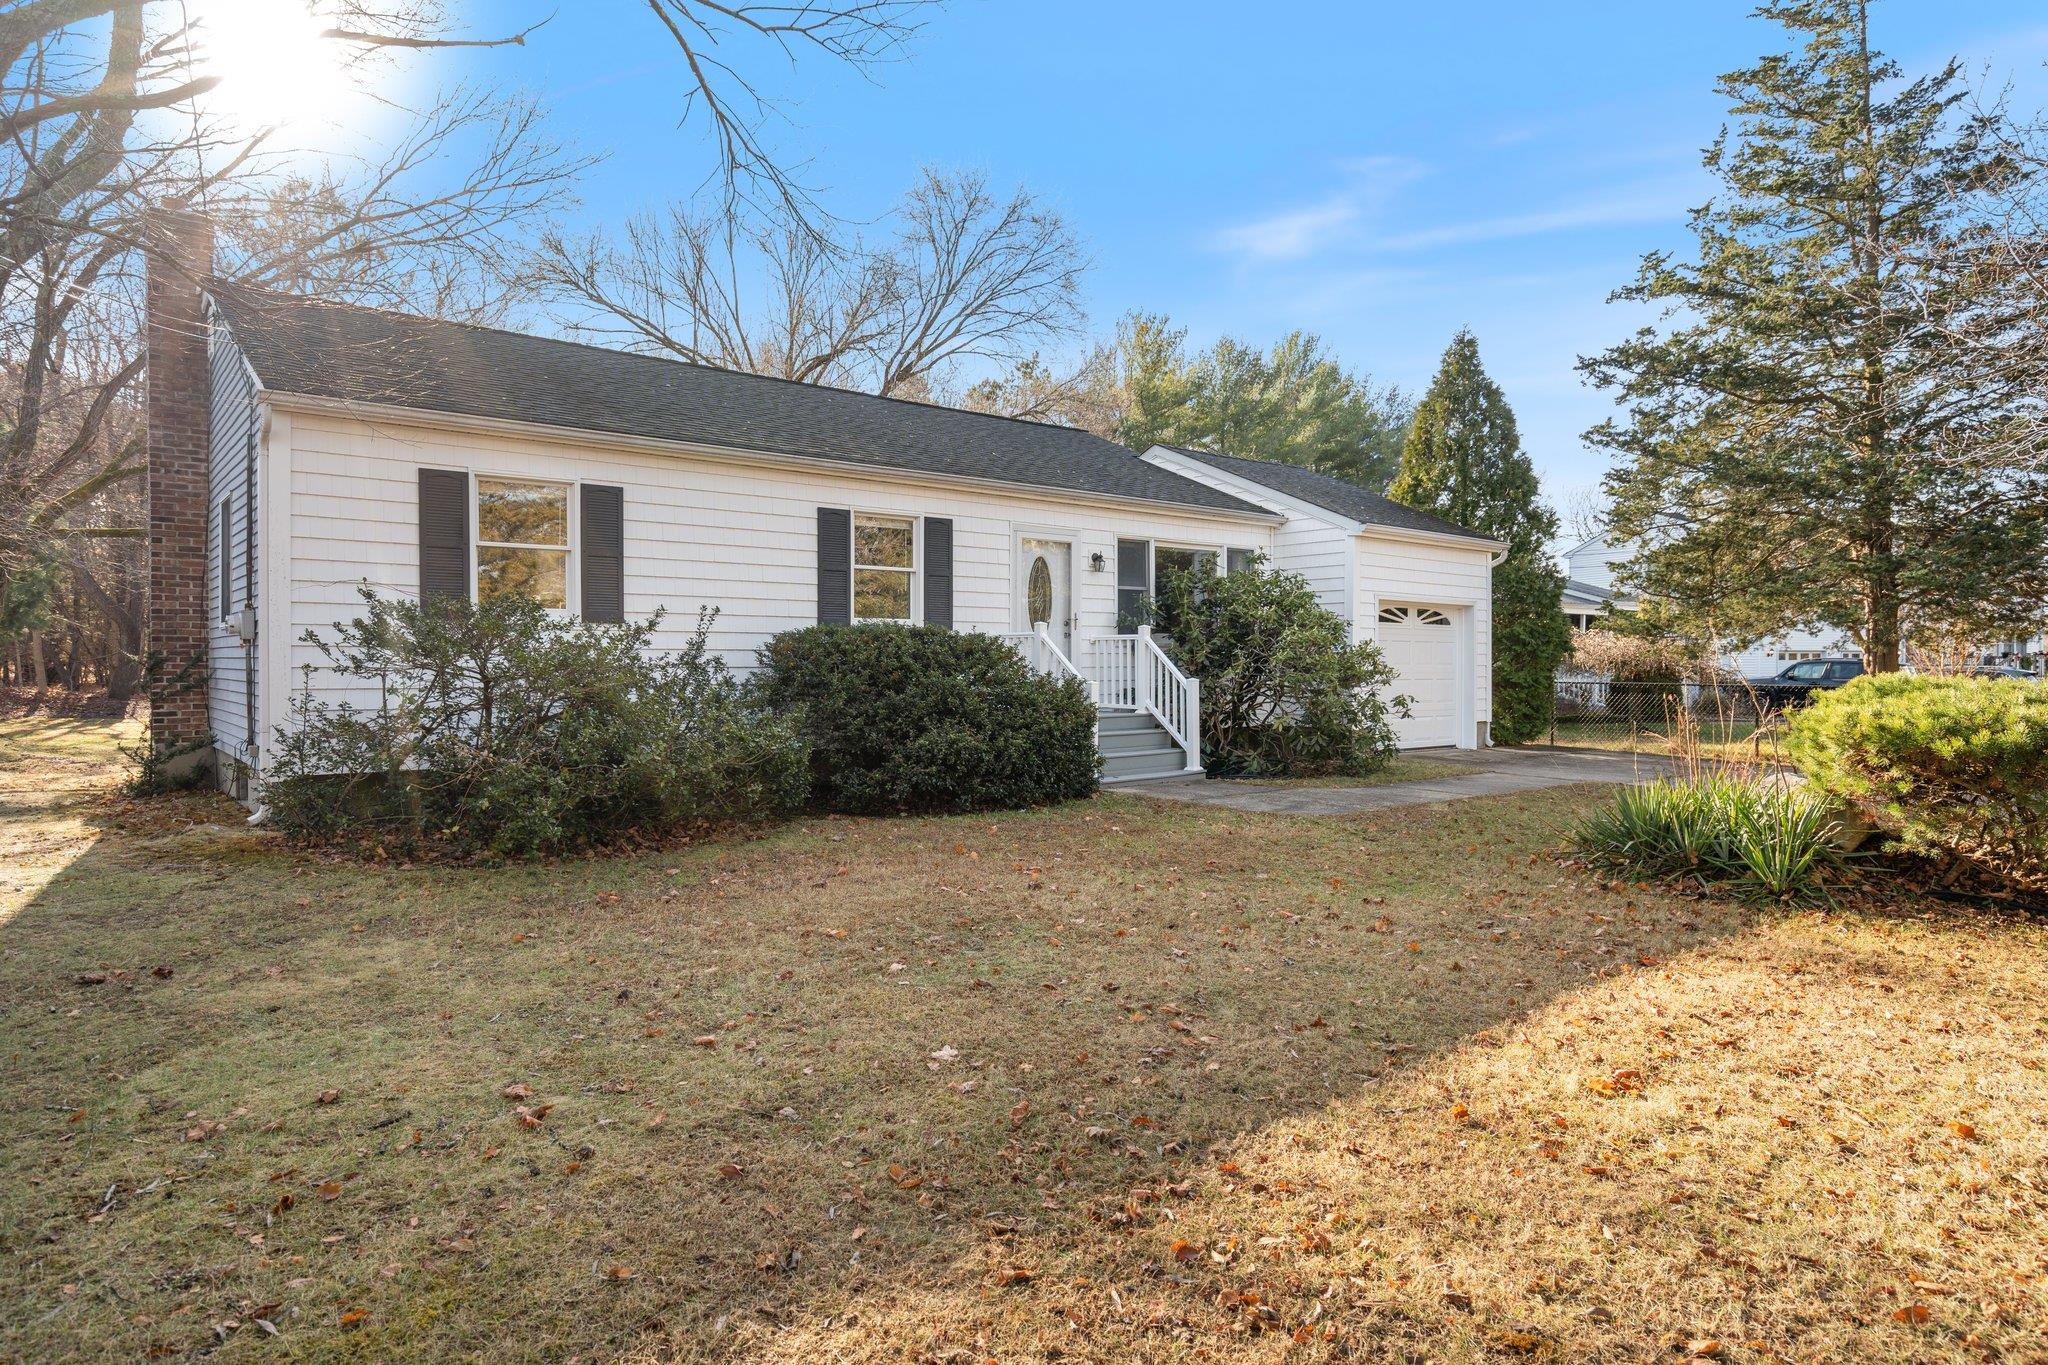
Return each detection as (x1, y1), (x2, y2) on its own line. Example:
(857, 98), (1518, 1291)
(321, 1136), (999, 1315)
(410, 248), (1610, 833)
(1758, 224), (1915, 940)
(1377, 605), (1460, 748)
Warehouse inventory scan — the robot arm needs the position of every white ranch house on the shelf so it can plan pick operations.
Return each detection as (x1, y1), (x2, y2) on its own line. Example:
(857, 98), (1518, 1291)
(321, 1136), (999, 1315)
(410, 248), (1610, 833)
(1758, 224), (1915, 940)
(151, 239), (1501, 799)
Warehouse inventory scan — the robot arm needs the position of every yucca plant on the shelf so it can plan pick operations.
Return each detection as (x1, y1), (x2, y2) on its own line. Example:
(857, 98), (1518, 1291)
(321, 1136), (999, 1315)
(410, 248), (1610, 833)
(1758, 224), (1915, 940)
(1573, 774), (1848, 900)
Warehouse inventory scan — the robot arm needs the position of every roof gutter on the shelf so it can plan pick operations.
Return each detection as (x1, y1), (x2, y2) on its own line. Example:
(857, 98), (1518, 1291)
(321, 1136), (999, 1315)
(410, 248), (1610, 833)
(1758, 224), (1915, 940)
(260, 390), (1284, 527)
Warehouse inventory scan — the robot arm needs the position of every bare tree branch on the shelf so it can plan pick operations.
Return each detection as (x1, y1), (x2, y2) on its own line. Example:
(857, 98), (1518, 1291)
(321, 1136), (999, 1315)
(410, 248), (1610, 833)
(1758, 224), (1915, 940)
(531, 166), (1085, 398)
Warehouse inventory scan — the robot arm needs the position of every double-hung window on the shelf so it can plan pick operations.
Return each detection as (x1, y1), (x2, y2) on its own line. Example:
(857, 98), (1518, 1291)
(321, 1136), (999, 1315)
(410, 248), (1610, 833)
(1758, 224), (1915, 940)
(476, 477), (570, 609)
(1117, 539), (1225, 631)
(1115, 538), (1150, 632)
(1154, 545), (1217, 585)
(853, 513), (916, 623)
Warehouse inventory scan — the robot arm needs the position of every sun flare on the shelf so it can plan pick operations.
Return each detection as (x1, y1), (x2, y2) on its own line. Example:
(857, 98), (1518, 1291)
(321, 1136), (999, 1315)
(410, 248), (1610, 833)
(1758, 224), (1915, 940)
(189, 0), (354, 132)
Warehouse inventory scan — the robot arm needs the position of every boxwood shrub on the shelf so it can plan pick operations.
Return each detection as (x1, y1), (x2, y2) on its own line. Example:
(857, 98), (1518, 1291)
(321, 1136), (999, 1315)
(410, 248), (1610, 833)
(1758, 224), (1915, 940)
(1788, 673), (2047, 891)
(753, 624), (1099, 813)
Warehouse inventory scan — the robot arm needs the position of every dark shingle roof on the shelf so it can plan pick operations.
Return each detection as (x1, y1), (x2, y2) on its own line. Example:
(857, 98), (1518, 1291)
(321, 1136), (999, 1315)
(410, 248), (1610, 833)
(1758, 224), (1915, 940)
(1159, 446), (1497, 543)
(208, 286), (1269, 517)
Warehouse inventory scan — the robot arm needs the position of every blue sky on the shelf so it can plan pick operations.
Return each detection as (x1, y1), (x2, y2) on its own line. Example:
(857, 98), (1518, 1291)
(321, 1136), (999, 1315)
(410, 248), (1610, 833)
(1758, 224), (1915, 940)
(438, 1), (2048, 507)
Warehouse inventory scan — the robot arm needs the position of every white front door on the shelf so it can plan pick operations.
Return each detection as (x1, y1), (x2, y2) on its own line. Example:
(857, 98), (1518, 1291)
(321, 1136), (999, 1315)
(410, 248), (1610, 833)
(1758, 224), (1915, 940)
(1377, 604), (1461, 748)
(1017, 537), (1072, 654)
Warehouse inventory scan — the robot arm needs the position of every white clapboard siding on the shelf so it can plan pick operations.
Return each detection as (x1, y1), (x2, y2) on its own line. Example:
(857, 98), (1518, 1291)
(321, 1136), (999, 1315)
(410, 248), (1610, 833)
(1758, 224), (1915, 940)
(206, 315), (259, 762)
(1144, 455), (1354, 618)
(277, 409), (1278, 715)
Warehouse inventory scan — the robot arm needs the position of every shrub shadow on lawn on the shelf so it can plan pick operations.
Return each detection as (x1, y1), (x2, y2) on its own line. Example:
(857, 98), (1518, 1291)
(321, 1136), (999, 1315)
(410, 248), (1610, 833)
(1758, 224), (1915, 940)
(0, 735), (1774, 1361)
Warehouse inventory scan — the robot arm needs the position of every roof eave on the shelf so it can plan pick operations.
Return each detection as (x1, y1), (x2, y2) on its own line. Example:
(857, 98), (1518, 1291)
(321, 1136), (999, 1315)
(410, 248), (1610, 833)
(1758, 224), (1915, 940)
(260, 390), (1284, 525)
(1143, 446), (1504, 550)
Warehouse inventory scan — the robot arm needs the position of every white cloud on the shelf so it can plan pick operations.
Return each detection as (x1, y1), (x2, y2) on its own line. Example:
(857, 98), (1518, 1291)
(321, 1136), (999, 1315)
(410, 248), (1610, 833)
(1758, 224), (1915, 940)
(1210, 196), (1361, 262)
(1209, 156), (1428, 263)
(1368, 175), (1700, 252)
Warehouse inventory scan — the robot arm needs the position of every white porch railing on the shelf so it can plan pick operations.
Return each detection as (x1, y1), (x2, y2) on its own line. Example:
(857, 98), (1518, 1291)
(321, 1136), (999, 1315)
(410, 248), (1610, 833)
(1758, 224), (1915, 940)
(1082, 626), (1201, 773)
(996, 623), (1099, 708)
(998, 624), (1202, 775)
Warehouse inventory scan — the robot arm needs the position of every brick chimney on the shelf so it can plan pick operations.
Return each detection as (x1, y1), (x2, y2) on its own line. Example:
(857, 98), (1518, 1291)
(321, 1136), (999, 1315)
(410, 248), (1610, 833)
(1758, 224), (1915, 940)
(144, 207), (214, 760)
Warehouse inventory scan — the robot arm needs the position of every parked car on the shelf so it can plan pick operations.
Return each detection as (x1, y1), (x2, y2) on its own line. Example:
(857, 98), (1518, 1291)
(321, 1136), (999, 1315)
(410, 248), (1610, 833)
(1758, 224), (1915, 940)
(1972, 664), (2044, 681)
(1746, 657), (1864, 708)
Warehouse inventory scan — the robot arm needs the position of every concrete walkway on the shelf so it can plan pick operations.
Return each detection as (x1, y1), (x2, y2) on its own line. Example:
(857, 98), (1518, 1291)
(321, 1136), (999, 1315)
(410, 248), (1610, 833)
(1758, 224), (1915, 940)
(1117, 745), (1683, 815)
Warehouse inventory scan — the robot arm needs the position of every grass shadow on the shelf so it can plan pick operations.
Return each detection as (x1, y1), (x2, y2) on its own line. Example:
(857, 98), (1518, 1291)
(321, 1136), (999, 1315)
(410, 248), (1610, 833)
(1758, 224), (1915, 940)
(4, 722), (2035, 1361)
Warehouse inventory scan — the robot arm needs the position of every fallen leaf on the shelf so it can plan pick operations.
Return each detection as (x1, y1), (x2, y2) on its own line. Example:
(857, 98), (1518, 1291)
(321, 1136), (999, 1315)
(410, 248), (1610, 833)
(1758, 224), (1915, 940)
(500, 1082), (532, 1101)
(1947, 1121), (1978, 1141)
(994, 1267), (1033, 1286)
(317, 1181), (342, 1201)
(316, 1090), (340, 1106)
(1892, 1305), (1931, 1324)
(601, 1265), (635, 1281)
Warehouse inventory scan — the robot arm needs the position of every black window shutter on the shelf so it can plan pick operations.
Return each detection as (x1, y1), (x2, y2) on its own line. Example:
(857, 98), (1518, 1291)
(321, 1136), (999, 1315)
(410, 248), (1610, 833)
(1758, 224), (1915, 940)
(418, 468), (470, 601)
(923, 517), (953, 629)
(817, 507), (852, 624)
(219, 496), (233, 618)
(581, 484), (625, 623)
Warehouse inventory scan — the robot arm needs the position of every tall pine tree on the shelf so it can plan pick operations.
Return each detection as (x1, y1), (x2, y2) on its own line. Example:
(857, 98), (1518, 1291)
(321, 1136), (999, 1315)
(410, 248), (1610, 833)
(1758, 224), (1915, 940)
(1392, 331), (1570, 745)
(1581, 0), (2048, 670)
(1111, 317), (1410, 490)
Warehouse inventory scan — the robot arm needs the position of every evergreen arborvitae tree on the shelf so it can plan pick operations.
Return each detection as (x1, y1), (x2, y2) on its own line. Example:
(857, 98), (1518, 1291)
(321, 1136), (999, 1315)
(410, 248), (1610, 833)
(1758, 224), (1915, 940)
(1581, 0), (2048, 670)
(1392, 330), (1570, 745)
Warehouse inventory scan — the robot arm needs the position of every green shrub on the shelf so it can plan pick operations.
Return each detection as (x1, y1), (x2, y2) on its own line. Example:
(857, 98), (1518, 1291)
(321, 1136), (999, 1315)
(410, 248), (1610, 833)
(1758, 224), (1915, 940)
(1573, 774), (1847, 899)
(120, 733), (214, 796)
(1153, 556), (1402, 777)
(752, 624), (1098, 814)
(265, 592), (809, 858)
(1788, 673), (2048, 890)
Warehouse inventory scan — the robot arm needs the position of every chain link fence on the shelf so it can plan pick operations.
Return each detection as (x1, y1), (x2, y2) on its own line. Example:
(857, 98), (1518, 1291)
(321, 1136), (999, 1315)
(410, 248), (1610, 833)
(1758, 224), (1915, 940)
(1543, 676), (1789, 756)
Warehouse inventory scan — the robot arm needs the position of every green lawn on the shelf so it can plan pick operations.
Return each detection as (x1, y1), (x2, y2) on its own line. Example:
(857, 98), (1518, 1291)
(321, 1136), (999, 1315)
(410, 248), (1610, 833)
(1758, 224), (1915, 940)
(1, 718), (2042, 1362)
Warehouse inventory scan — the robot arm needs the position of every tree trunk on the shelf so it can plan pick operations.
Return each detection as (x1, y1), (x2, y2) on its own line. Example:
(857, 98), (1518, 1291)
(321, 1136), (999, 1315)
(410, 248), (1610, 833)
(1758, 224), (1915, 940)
(28, 629), (46, 687)
(1864, 561), (1903, 672)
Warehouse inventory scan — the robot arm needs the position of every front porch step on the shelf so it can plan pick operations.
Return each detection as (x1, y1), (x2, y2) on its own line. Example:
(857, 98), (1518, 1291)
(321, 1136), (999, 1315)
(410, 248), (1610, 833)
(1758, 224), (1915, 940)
(1097, 709), (1192, 782)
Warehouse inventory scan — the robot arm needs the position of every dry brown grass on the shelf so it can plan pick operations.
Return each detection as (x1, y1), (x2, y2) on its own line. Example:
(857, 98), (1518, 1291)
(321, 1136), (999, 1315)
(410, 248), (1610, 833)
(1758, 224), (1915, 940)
(0, 719), (2042, 1363)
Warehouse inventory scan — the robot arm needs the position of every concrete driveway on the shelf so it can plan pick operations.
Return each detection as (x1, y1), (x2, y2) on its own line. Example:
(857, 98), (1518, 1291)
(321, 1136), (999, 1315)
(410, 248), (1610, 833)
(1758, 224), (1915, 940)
(1118, 745), (1684, 815)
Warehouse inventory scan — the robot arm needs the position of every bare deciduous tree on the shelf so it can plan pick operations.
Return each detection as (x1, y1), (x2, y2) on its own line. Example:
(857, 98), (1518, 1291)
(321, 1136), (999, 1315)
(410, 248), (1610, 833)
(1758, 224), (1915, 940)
(1, 0), (584, 693)
(954, 344), (1122, 437)
(533, 167), (1087, 398)
(2, 0), (941, 693)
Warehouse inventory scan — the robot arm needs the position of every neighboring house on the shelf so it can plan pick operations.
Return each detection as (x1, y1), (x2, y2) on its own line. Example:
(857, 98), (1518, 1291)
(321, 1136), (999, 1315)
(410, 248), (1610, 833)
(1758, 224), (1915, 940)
(141, 215), (1501, 801)
(1559, 532), (1857, 676)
